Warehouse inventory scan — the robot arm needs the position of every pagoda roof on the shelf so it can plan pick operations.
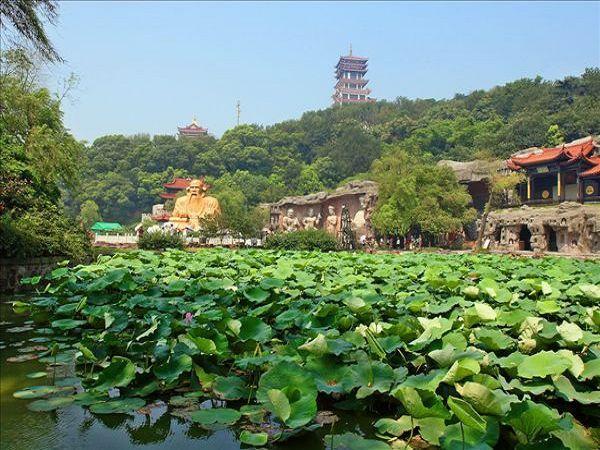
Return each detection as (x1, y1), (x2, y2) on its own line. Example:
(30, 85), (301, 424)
(336, 54), (368, 64)
(581, 156), (600, 178)
(178, 118), (208, 134)
(506, 136), (598, 170)
(163, 177), (192, 190)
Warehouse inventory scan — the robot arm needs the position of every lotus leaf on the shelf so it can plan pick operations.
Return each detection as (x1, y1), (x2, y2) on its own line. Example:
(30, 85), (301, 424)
(153, 354), (192, 383)
(239, 430), (268, 446)
(94, 356), (136, 391)
(89, 397), (145, 414)
(517, 351), (572, 379)
(190, 408), (242, 425)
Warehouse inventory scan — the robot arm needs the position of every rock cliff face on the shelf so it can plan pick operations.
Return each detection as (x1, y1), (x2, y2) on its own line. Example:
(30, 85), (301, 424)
(437, 160), (506, 183)
(483, 202), (600, 254)
(268, 181), (378, 239)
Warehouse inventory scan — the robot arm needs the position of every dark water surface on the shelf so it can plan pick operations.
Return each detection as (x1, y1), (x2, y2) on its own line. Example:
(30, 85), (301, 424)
(0, 299), (372, 450)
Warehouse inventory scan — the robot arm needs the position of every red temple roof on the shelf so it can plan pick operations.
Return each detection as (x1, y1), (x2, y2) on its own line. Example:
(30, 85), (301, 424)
(163, 177), (191, 190)
(507, 136), (598, 170)
(178, 118), (208, 135)
(581, 156), (600, 178)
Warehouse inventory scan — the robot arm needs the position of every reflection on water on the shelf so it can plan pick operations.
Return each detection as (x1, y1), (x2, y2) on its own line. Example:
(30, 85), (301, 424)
(0, 300), (373, 450)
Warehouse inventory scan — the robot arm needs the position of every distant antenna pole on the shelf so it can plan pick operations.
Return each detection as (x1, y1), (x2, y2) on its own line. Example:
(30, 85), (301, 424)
(236, 100), (241, 126)
(349, 43), (352, 56)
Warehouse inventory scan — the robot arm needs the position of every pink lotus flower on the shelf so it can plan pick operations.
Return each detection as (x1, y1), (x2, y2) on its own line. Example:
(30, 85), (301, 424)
(183, 312), (194, 326)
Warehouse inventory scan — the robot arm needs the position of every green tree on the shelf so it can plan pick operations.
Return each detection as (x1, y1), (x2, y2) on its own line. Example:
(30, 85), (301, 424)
(544, 124), (565, 147)
(78, 199), (102, 228)
(371, 148), (475, 236)
(0, 0), (62, 62)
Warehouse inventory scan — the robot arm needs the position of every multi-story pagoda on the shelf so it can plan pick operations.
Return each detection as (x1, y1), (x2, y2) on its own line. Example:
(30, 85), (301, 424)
(333, 47), (374, 105)
(178, 118), (208, 139)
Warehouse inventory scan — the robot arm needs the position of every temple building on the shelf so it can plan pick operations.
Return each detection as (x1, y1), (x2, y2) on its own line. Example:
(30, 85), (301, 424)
(159, 177), (191, 200)
(178, 118), (208, 139)
(507, 136), (600, 204)
(332, 48), (374, 105)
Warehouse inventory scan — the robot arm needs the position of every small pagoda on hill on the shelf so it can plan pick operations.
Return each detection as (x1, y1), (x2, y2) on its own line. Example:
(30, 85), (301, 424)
(332, 47), (375, 105)
(507, 136), (600, 204)
(178, 118), (208, 139)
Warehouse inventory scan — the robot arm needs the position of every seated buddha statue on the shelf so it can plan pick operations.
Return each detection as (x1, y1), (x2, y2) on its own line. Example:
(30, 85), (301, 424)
(169, 178), (221, 231)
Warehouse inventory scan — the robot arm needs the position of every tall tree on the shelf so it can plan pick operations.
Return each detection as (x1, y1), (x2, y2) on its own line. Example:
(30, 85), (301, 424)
(0, 0), (62, 62)
(371, 147), (476, 236)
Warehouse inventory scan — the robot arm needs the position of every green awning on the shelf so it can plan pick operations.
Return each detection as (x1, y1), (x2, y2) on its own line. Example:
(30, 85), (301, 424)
(91, 222), (123, 232)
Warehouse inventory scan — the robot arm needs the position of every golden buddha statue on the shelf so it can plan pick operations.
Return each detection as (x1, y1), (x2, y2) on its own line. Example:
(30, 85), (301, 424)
(169, 178), (221, 230)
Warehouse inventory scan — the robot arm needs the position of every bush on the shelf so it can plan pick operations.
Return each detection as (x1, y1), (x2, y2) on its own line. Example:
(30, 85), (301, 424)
(0, 206), (92, 261)
(264, 229), (339, 251)
(138, 230), (185, 250)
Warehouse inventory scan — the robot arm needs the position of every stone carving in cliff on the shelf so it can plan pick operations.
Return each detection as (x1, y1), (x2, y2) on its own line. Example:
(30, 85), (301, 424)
(269, 180), (378, 241)
(482, 202), (600, 254)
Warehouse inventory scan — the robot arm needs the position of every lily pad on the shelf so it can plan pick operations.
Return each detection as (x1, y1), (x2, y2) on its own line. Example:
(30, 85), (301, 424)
(190, 407), (241, 425)
(89, 397), (145, 414)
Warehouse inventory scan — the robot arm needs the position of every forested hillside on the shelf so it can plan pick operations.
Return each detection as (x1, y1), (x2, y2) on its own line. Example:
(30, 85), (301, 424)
(69, 69), (600, 223)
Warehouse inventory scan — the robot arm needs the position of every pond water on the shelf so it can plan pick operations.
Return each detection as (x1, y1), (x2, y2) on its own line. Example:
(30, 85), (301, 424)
(0, 299), (373, 450)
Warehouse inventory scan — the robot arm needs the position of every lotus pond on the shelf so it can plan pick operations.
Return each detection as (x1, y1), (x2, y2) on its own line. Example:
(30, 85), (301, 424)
(3, 249), (600, 449)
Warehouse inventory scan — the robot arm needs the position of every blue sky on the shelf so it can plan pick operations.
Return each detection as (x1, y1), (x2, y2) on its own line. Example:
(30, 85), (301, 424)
(45, 1), (599, 142)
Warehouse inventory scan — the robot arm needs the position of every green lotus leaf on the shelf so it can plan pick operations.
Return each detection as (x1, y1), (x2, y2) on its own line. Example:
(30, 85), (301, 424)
(190, 407), (242, 425)
(193, 364), (217, 389)
(27, 396), (74, 412)
(440, 418), (500, 450)
(239, 430), (268, 446)
(517, 351), (572, 379)
(129, 380), (160, 397)
(26, 371), (47, 379)
(447, 396), (486, 432)
(243, 286), (270, 303)
(305, 355), (353, 394)
(153, 354), (192, 383)
(456, 381), (515, 416)
(416, 417), (447, 445)
(578, 284), (600, 300)
(298, 333), (328, 355)
(506, 378), (553, 395)
(240, 404), (267, 423)
(581, 358), (600, 380)
(238, 316), (272, 342)
(474, 303), (497, 321)
(401, 369), (447, 392)
(557, 322), (583, 343)
(13, 385), (69, 399)
(257, 361), (317, 428)
(463, 286), (480, 299)
(267, 388), (291, 421)
(212, 375), (249, 400)
(474, 328), (514, 351)
(259, 277), (284, 290)
(72, 391), (107, 406)
(50, 319), (87, 330)
(553, 375), (600, 404)
(90, 397), (145, 414)
(552, 418), (597, 450)
(374, 416), (414, 437)
(556, 350), (584, 378)
(94, 356), (136, 391)
(393, 386), (451, 419)
(505, 400), (563, 443)
(325, 432), (391, 450)
(442, 358), (480, 385)
(536, 300), (561, 314)
(350, 360), (395, 399)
